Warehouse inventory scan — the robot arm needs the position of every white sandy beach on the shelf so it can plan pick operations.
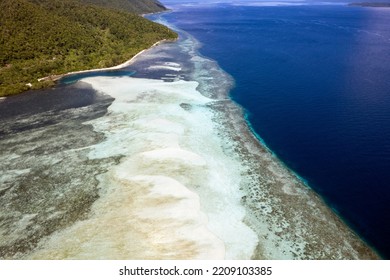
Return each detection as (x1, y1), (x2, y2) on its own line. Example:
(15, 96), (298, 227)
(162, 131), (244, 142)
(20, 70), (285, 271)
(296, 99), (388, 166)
(38, 39), (174, 82)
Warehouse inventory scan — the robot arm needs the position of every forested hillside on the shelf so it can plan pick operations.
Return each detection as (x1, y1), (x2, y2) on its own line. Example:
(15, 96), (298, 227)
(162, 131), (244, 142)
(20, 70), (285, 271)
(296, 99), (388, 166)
(349, 2), (390, 7)
(78, 0), (167, 14)
(0, 0), (177, 96)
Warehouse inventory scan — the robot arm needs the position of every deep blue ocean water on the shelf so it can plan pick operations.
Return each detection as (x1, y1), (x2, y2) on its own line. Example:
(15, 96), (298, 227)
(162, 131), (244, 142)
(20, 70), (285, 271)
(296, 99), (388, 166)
(163, 4), (390, 258)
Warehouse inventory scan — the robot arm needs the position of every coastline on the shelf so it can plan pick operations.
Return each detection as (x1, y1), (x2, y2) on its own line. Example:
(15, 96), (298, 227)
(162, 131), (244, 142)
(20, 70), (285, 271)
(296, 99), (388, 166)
(37, 39), (177, 83)
(145, 16), (380, 258)
(35, 14), (379, 259)
(1, 9), (380, 260)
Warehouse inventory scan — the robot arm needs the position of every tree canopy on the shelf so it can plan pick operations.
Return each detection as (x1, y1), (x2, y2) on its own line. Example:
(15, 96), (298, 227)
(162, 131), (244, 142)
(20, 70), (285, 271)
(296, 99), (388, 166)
(0, 0), (177, 96)
(76, 0), (167, 14)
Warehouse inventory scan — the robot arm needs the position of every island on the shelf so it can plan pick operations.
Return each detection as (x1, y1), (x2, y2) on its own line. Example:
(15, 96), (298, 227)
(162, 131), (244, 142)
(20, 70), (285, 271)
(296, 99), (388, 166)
(0, 0), (178, 97)
(349, 2), (390, 7)
(0, 0), (380, 261)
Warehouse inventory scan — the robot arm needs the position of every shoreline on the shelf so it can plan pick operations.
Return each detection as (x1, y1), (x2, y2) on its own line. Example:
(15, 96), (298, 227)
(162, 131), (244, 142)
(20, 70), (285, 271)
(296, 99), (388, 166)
(1, 9), (380, 259)
(37, 38), (177, 83)
(155, 15), (380, 258)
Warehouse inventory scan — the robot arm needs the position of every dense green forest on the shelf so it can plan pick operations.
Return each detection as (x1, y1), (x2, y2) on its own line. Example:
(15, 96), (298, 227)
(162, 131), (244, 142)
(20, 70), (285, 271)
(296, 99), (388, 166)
(0, 0), (177, 97)
(77, 0), (167, 14)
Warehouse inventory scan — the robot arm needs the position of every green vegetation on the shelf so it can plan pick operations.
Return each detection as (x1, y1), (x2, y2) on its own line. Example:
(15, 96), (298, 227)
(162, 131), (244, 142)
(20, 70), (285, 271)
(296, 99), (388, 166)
(77, 0), (167, 14)
(0, 0), (177, 97)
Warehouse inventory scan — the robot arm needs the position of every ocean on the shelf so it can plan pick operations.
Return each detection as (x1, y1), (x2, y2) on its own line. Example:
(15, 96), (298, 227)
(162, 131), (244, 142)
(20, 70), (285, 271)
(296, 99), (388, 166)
(1, 2), (389, 259)
(159, 2), (390, 258)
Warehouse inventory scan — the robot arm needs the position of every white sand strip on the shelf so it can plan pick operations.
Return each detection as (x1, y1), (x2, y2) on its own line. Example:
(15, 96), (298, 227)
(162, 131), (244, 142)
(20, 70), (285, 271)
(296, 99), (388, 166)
(38, 39), (174, 82)
(147, 65), (182, 71)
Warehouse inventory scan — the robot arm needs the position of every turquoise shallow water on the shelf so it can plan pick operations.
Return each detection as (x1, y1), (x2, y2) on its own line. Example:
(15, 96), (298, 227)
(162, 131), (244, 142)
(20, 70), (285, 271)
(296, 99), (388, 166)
(159, 3), (390, 258)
